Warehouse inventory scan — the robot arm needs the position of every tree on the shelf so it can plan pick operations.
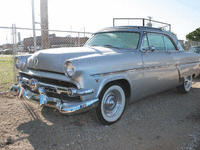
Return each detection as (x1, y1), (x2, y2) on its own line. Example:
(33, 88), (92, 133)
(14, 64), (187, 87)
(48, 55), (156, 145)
(146, 16), (153, 27)
(146, 22), (152, 27)
(158, 27), (177, 37)
(186, 28), (200, 41)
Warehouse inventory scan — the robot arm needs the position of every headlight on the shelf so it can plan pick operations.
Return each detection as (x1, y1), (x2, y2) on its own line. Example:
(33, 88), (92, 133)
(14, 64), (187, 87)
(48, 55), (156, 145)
(14, 57), (20, 69)
(63, 61), (75, 78)
(14, 57), (27, 71)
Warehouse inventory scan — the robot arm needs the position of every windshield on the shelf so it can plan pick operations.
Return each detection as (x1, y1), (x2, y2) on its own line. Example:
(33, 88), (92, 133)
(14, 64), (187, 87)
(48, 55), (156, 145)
(85, 32), (140, 50)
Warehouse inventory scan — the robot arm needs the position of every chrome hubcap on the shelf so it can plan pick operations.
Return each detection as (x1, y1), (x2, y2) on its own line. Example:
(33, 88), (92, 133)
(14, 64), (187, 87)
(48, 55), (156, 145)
(184, 75), (192, 91)
(104, 94), (117, 110)
(103, 90), (122, 118)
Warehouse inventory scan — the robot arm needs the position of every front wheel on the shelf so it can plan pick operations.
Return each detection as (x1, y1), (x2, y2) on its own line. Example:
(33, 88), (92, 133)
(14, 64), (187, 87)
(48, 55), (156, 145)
(177, 75), (193, 93)
(96, 83), (126, 125)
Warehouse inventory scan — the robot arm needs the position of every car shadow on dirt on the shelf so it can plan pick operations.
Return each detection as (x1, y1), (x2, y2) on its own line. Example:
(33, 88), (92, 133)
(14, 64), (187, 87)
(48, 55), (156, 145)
(16, 107), (102, 149)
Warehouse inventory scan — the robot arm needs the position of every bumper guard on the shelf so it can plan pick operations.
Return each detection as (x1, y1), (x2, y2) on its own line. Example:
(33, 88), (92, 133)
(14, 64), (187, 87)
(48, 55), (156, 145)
(10, 78), (99, 115)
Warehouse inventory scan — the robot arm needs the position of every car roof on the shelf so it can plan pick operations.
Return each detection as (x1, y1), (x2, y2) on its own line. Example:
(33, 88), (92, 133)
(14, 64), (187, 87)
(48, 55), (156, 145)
(96, 26), (178, 44)
(97, 26), (162, 32)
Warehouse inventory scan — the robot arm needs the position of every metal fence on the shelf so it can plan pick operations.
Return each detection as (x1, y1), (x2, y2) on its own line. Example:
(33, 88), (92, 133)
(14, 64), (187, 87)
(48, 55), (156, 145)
(0, 26), (93, 54)
(0, 26), (93, 92)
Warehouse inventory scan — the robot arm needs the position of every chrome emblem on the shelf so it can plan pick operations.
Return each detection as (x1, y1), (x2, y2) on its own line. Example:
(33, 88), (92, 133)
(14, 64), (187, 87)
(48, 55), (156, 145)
(29, 78), (39, 91)
(34, 58), (39, 66)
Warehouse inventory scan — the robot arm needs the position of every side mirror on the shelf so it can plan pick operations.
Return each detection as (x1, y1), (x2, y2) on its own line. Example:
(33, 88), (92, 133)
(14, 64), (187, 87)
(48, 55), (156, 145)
(150, 46), (155, 52)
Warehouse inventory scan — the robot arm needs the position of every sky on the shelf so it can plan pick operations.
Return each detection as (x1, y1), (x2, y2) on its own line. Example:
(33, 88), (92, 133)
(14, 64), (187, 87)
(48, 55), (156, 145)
(0, 0), (200, 44)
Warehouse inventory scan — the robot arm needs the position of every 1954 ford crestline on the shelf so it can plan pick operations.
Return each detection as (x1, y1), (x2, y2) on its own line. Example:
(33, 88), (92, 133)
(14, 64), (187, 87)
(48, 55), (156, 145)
(11, 26), (200, 125)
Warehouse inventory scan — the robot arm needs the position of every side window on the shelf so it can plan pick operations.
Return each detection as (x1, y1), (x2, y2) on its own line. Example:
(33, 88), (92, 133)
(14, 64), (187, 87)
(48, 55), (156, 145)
(147, 33), (165, 51)
(163, 35), (176, 51)
(141, 35), (149, 50)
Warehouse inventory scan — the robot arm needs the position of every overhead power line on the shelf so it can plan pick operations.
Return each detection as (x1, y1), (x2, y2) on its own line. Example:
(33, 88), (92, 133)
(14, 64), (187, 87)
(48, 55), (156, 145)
(177, 0), (200, 10)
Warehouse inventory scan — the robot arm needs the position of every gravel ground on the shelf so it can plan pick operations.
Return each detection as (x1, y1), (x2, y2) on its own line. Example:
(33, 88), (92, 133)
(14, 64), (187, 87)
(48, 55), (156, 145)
(1, 79), (200, 150)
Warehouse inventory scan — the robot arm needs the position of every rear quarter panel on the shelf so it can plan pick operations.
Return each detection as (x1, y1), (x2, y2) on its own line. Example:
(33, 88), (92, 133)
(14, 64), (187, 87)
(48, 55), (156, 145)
(172, 52), (200, 80)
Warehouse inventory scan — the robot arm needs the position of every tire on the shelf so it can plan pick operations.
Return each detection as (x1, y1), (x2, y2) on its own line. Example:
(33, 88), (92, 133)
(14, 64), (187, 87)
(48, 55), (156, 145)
(96, 83), (126, 125)
(177, 75), (192, 93)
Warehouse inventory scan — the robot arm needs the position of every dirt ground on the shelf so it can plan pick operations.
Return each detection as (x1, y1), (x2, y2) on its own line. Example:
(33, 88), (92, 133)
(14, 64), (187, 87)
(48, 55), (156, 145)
(1, 79), (200, 150)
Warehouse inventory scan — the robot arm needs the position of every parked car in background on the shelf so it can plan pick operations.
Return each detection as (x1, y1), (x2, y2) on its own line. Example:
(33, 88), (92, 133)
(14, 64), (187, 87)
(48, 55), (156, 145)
(11, 26), (200, 125)
(1, 49), (13, 55)
(188, 46), (200, 54)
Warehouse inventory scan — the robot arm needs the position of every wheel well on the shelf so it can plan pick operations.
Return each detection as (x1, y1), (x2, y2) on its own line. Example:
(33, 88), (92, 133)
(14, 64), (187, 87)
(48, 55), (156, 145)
(103, 79), (131, 98)
(192, 74), (195, 79)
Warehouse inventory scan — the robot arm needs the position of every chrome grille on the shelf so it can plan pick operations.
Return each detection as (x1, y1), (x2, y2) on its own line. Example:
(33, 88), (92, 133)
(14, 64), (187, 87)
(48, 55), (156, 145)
(19, 72), (77, 88)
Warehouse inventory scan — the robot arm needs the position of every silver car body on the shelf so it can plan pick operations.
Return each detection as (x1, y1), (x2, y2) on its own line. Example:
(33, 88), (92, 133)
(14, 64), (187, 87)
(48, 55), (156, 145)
(11, 26), (200, 116)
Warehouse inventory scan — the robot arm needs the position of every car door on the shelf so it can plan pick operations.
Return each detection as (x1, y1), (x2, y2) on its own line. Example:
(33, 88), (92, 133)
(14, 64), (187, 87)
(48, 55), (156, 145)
(141, 33), (178, 98)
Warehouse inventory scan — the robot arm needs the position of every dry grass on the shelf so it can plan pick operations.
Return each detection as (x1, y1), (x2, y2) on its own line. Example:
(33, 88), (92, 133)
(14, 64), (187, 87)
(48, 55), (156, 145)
(0, 56), (17, 92)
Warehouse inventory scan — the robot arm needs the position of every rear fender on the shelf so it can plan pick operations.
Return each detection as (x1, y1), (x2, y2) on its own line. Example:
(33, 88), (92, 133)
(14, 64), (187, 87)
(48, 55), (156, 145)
(177, 63), (200, 81)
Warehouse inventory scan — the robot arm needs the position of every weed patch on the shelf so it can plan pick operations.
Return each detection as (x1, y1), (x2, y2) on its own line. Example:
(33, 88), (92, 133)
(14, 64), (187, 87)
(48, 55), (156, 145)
(0, 56), (18, 91)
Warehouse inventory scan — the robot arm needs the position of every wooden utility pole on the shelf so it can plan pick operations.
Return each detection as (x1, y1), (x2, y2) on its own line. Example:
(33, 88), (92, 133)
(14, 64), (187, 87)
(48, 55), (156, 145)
(40, 0), (50, 49)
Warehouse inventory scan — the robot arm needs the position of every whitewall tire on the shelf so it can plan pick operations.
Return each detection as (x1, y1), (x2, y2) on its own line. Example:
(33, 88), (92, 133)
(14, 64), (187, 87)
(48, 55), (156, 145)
(177, 75), (192, 93)
(96, 83), (126, 125)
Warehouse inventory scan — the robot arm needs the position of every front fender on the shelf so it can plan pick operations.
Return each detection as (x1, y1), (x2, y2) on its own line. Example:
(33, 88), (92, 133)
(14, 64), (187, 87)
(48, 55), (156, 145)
(94, 74), (131, 98)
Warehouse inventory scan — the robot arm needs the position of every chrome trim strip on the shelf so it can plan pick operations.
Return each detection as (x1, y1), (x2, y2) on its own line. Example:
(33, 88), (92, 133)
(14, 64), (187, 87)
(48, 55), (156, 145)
(91, 61), (200, 77)
(20, 76), (70, 91)
(91, 67), (144, 77)
(38, 82), (69, 91)
(67, 88), (94, 97)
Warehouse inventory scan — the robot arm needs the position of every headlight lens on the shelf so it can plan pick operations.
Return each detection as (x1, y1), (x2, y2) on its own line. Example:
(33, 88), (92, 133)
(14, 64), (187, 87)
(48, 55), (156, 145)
(14, 57), (27, 71)
(63, 61), (75, 77)
(14, 57), (20, 69)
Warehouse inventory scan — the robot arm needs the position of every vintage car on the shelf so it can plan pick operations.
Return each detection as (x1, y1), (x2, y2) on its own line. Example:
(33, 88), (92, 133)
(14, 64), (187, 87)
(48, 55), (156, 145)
(11, 26), (200, 125)
(1, 49), (13, 55)
(188, 46), (200, 54)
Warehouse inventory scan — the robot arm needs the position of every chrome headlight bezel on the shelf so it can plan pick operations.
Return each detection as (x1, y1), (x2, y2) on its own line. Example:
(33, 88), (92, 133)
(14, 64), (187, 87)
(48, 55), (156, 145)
(63, 61), (76, 78)
(14, 57), (20, 69)
(14, 57), (27, 71)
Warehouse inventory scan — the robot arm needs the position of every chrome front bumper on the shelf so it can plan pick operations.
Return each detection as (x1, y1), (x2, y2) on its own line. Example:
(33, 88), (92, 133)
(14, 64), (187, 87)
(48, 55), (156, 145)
(10, 77), (99, 115)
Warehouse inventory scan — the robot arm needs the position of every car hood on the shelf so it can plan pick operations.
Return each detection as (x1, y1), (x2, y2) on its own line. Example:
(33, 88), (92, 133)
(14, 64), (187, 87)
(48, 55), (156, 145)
(27, 46), (122, 73)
